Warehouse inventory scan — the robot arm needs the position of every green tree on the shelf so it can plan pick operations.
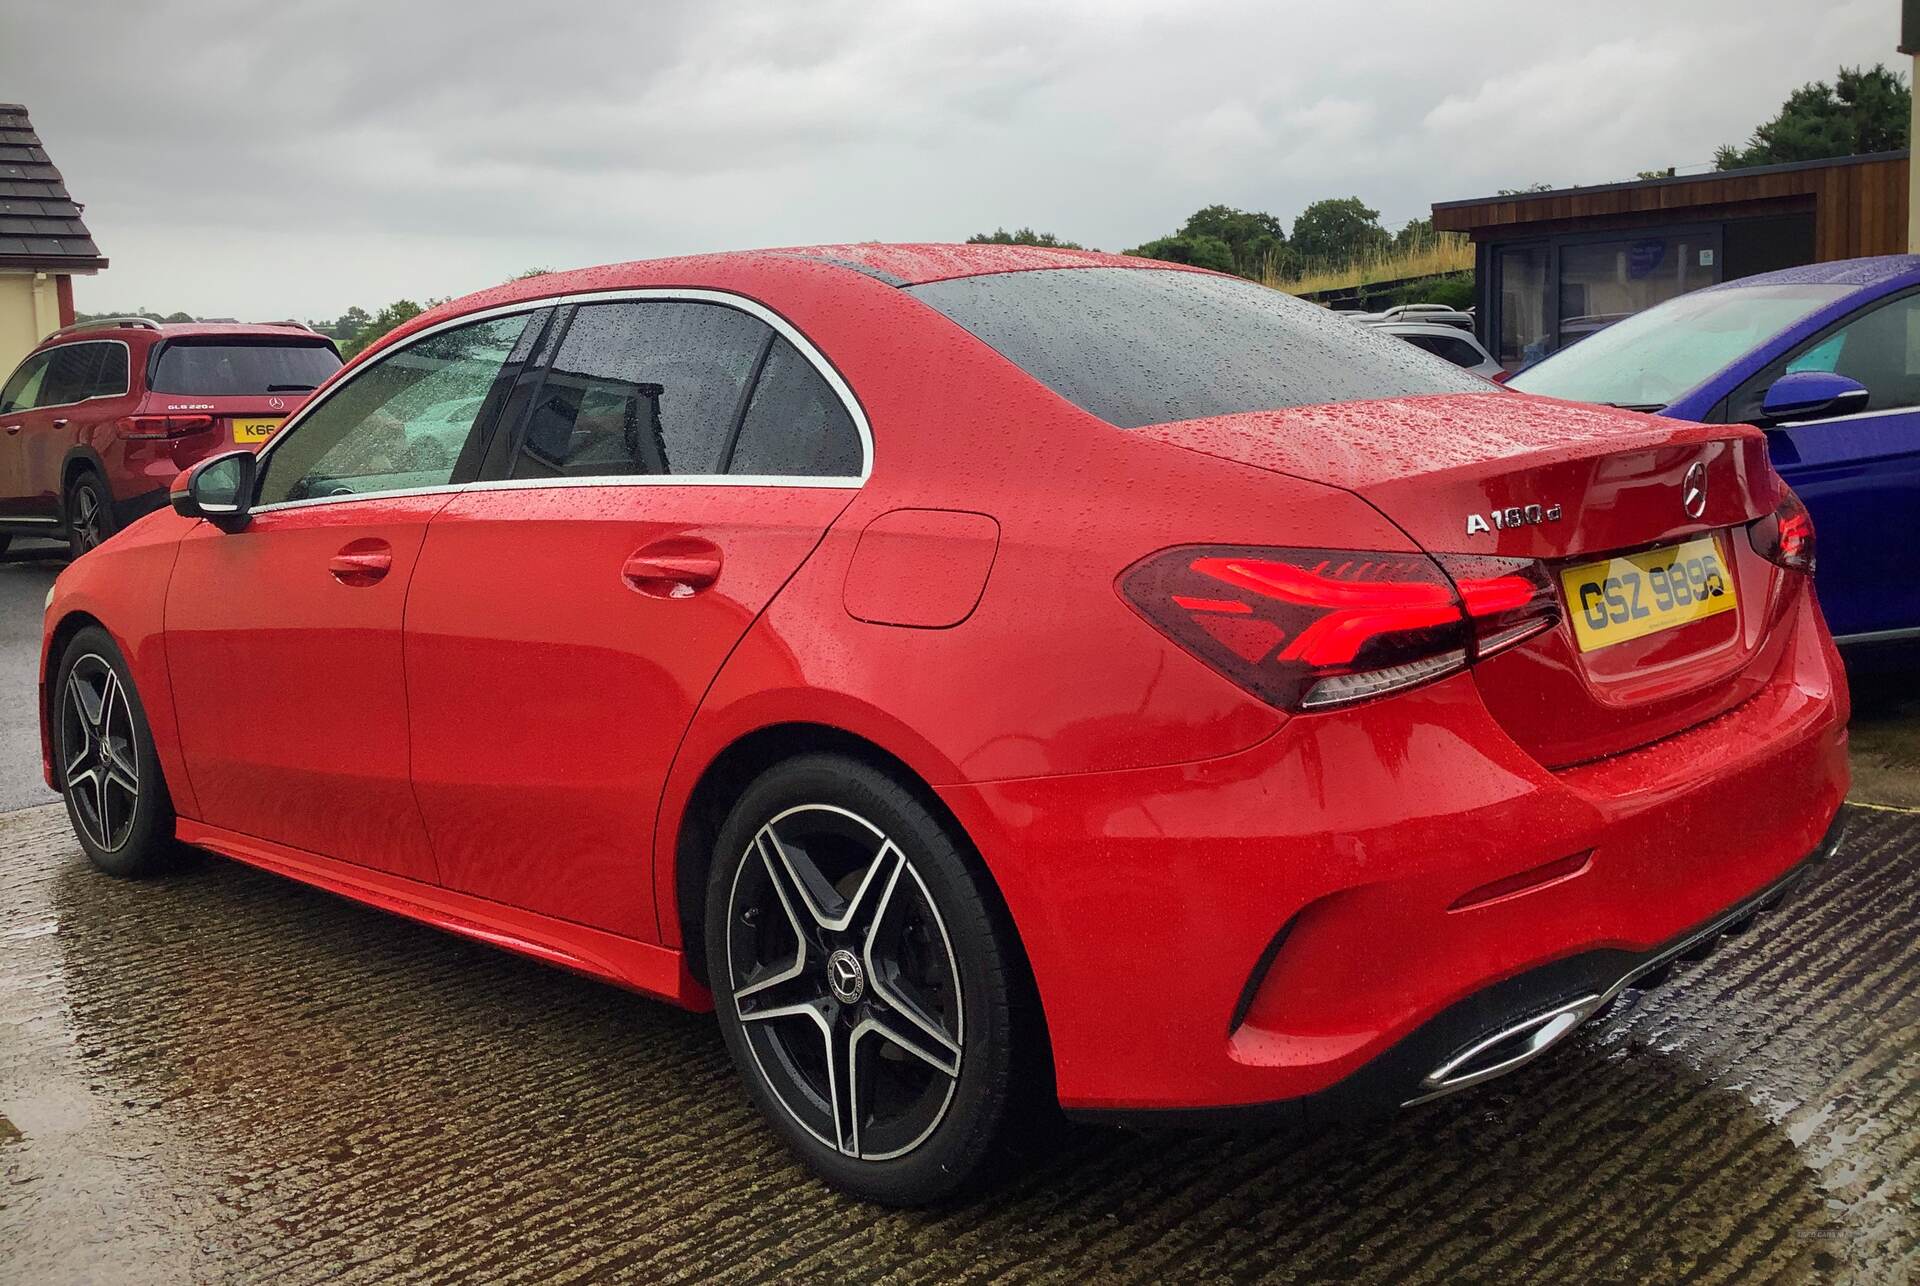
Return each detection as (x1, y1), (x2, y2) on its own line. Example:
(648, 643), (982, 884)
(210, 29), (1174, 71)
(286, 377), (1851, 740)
(1716, 64), (1909, 169)
(340, 299), (427, 360)
(328, 305), (371, 341)
(1392, 216), (1434, 252)
(1290, 197), (1390, 268)
(965, 227), (1084, 248)
(1495, 182), (1555, 196)
(1123, 233), (1237, 273)
(508, 267), (555, 281)
(1178, 204), (1289, 278)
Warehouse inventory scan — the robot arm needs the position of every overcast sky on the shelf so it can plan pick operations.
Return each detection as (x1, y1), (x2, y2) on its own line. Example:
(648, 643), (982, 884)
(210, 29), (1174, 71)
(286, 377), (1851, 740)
(0, 0), (1900, 321)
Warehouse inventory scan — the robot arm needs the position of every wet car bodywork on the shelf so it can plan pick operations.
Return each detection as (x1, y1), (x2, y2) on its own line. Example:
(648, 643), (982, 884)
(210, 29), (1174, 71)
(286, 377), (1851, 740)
(37, 245), (1850, 1197)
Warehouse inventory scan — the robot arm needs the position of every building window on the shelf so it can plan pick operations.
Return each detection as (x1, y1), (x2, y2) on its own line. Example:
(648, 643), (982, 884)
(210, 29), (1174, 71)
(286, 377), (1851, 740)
(1498, 245), (1549, 368)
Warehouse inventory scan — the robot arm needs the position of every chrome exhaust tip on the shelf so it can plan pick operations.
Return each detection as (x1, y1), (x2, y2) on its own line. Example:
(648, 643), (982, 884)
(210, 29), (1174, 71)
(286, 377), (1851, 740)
(1404, 994), (1602, 1106)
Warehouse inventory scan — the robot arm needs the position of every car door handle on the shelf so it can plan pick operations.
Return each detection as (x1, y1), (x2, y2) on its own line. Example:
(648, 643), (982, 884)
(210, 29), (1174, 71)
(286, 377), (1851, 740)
(328, 540), (393, 587)
(622, 538), (722, 598)
(51, 418), (68, 428)
(2, 424), (18, 435)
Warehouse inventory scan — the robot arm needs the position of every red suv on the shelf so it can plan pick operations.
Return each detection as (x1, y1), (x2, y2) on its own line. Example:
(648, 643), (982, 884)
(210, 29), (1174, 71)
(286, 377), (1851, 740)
(0, 318), (341, 558)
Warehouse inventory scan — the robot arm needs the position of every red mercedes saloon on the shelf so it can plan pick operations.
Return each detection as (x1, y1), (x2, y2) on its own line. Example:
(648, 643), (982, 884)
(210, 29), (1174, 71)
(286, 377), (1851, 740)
(40, 244), (1849, 1205)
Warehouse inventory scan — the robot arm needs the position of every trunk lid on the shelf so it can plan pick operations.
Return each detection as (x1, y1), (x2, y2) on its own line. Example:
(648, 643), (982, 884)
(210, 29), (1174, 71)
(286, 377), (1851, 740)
(1139, 391), (1800, 766)
(135, 391), (313, 451)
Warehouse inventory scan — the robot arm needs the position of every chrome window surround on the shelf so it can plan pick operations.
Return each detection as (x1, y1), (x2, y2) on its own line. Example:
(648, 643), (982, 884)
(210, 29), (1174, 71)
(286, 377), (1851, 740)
(0, 339), (133, 413)
(249, 288), (873, 514)
(1773, 402), (1920, 429)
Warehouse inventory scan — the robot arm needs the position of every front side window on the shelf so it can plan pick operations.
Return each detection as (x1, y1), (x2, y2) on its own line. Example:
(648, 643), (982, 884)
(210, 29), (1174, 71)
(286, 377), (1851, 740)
(508, 300), (769, 479)
(1509, 282), (1851, 410)
(0, 352), (49, 412)
(1764, 291), (1920, 416)
(906, 267), (1486, 429)
(727, 337), (862, 477)
(151, 341), (342, 396)
(257, 313), (530, 506)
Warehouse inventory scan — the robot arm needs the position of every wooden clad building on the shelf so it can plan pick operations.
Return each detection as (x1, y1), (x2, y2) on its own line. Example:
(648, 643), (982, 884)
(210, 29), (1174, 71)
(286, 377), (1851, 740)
(1431, 151), (1909, 369)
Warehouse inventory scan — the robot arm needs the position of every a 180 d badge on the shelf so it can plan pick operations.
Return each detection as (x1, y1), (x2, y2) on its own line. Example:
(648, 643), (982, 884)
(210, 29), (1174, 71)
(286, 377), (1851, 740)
(1466, 503), (1563, 535)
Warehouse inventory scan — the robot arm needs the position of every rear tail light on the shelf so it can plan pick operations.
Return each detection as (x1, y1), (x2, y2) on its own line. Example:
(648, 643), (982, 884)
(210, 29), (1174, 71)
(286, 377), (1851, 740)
(116, 414), (215, 440)
(1119, 546), (1560, 712)
(1748, 491), (1815, 573)
(1490, 369), (1515, 385)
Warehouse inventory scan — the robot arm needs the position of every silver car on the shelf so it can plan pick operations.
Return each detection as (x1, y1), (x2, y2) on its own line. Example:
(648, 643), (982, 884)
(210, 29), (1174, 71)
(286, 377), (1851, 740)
(1370, 320), (1503, 378)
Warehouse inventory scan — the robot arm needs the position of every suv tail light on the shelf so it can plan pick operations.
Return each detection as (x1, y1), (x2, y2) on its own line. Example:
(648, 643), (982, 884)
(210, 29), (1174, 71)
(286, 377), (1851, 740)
(1748, 491), (1815, 573)
(1119, 546), (1560, 712)
(116, 414), (215, 440)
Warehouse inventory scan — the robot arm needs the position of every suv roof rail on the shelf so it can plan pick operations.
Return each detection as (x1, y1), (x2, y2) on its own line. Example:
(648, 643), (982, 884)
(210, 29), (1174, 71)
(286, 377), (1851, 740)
(254, 319), (318, 332)
(48, 316), (164, 338)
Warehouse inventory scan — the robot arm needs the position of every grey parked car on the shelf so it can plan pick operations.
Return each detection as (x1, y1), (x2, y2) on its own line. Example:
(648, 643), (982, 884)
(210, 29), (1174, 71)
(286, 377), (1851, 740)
(1371, 321), (1503, 378)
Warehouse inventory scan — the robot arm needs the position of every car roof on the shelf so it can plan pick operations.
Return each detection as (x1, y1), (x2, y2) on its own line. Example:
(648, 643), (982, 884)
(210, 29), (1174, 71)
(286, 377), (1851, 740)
(1705, 253), (1920, 294)
(1373, 321), (1484, 340)
(363, 243), (1212, 369)
(39, 320), (330, 348)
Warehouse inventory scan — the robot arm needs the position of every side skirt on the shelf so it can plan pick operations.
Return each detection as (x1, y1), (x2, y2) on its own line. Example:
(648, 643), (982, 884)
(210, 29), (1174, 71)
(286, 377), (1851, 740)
(175, 817), (713, 1011)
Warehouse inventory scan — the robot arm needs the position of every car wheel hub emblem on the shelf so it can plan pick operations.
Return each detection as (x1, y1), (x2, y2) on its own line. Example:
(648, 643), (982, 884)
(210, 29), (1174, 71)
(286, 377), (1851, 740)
(827, 948), (865, 1004)
(1683, 461), (1709, 519)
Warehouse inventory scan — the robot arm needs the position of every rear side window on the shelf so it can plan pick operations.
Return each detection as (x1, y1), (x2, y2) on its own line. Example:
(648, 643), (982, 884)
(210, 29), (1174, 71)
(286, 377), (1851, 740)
(150, 341), (342, 396)
(1399, 331), (1487, 369)
(906, 267), (1486, 428)
(509, 300), (769, 479)
(41, 341), (127, 405)
(727, 337), (862, 477)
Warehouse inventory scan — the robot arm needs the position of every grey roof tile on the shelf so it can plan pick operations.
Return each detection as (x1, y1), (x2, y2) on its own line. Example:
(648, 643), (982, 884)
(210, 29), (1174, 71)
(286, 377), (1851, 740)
(0, 106), (103, 268)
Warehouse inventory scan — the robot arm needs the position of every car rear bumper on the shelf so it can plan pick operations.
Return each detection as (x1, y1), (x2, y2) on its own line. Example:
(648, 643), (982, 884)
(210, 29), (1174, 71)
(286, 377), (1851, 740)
(1068, 810), (1845, 1128)
(936, 591), (1850, 1115)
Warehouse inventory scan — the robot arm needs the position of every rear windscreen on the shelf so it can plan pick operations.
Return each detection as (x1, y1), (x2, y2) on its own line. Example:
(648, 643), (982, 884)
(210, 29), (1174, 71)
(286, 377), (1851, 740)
(905, 267), (1488, 428)
(150, 341), (342, 396)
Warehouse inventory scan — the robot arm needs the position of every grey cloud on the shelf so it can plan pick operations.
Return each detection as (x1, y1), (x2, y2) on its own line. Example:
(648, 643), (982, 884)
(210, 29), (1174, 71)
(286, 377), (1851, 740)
(0, 0), (1896, 319)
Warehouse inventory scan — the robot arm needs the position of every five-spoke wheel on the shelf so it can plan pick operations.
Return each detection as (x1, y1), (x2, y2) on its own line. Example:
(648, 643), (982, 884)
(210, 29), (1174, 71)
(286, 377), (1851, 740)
(707, 753), (1027, 1205)
(54, 627), (176, 877)
(59, 654), (141, 852)
(727, 803), (965, 1161)
(66, 472), (114, 559)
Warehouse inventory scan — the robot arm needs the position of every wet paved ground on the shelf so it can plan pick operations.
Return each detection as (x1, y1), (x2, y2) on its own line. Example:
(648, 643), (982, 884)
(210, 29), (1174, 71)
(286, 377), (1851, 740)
(1, 794), (1914, 1283)
(1, 541), (1916, 1281)
(0, 538), (62, 812)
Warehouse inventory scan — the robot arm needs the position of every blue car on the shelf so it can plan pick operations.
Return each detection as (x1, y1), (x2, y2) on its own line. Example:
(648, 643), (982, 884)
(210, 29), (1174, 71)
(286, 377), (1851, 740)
(1509, 255), (1920, 648)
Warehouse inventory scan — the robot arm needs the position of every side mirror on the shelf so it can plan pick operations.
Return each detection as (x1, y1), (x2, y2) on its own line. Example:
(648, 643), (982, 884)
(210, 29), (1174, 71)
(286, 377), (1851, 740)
(1758, 370), (1870, 425)
(169, 450), (257, 531)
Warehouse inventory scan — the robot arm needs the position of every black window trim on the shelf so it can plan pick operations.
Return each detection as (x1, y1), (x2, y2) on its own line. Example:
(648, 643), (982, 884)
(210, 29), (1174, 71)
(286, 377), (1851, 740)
(5, 338), (132, 411)
(249, 287), (872, 515)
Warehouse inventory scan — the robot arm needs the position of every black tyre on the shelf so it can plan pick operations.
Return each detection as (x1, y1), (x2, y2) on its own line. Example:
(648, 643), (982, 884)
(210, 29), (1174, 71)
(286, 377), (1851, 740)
(65, 470), (115, 558)
(53, 626), (178, 877)
(706, 753), (1024, 1205)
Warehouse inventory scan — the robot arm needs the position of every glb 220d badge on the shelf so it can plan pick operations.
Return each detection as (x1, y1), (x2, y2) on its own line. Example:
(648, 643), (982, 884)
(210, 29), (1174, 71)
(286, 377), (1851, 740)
(1466, 504), (1562, 535)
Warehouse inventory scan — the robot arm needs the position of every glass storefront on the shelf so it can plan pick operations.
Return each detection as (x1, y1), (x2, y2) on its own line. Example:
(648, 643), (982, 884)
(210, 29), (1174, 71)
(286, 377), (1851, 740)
(1489, 227), (1731, 371)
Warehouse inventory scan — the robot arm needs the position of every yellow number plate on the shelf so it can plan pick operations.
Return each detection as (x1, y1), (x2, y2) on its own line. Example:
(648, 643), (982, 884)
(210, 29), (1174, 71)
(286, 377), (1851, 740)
(233, 417), (282, 443)
(1560, 535), (1737, 652)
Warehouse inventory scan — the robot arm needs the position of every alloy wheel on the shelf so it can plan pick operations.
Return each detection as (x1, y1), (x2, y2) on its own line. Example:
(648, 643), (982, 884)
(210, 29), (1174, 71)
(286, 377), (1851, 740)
(71, 484), (105, 552)
(726, 803), (965, 1162)
(60, 655), (140, 852)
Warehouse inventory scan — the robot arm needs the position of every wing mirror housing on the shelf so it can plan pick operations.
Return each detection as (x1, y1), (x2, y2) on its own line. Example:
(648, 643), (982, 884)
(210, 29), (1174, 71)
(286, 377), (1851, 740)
(1757, 370), (1870, 425)
(170, 450), (257, 531)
